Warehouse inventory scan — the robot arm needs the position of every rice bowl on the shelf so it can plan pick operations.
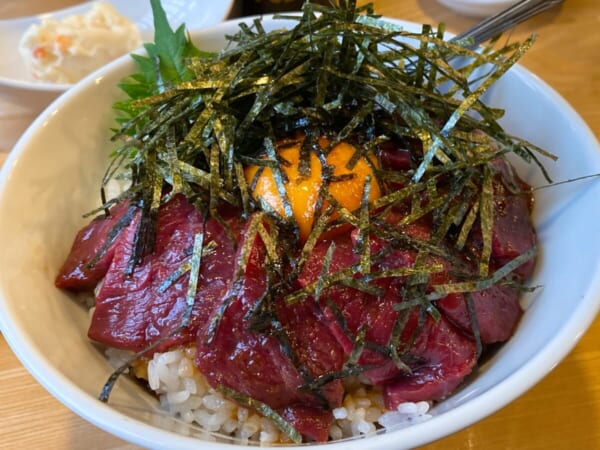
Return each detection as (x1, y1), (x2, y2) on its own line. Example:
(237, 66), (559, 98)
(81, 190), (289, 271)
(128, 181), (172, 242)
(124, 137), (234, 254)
(0, 14), (599, 450)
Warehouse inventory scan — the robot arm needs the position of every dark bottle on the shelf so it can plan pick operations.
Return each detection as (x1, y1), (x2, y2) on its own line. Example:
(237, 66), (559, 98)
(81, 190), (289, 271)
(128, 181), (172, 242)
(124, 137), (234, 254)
(241, 0), (330, 15)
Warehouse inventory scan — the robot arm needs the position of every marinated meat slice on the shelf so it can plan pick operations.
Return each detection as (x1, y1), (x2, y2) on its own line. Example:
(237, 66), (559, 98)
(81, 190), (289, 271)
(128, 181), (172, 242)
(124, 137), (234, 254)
(489, 191), (537, 279)
(437, 285), (523, 344)
(297, 230), (475, 390)
(88, 194), (244, 353)
(297, 236), (401, 383)
(55, 201), (138, 291)
(298, 233), (478, 406)
(195, 217), (345, 421)
(383, 314), (478, 409)
(275, 299), (346, 409)
(378, 141), (412, 172)
(297, 214), (486, 398)
(55, 151), (536, 441)
(469, 160), (537, 280)
(278, 405), (333, 443)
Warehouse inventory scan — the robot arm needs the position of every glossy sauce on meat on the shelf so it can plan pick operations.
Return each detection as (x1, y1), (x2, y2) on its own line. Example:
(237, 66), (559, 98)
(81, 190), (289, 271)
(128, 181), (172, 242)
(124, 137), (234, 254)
(56, 151), (536, 441)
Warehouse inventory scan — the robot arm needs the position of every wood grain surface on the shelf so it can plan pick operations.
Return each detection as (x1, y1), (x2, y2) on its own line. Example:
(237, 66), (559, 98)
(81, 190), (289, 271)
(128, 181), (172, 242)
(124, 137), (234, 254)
(1, 0), (599, 448)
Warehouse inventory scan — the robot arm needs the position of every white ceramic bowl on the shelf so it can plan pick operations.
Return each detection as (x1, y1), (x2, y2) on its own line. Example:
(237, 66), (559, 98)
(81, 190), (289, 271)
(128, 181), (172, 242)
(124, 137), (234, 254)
(0, 83), (60, 152)
(0, 16), (599, 450)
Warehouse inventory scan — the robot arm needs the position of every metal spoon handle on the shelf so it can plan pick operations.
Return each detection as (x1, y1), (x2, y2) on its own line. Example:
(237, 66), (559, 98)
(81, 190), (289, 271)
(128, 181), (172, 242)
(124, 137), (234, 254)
(451, 0), (564, 48)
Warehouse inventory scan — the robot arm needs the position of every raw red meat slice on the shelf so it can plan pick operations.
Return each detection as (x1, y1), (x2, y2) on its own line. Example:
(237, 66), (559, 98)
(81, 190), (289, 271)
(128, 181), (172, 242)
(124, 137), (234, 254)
(297, 236), (402, 383)
(378, 141), (412, 172)
(297, 235), (478, 408)
(195, 217), (345, 418)
(297, 229), (478, 395)
(278, 405), (333, 443)
(438, 285), (523, 344)
(383, 314), (478, 409)
(489, 191), (536, 279)
(55, 201), (138, 291)
(88, 195), (244, 353)
(54, 154), (537, 440)
(469, 160), (537, 280)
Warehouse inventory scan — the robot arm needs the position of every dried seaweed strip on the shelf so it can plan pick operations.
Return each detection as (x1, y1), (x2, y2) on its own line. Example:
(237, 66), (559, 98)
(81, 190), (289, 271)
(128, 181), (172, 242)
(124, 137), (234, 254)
(413, 36), (536, 183)
(86, 204), (139, 269)
(205, 212), (265, 343)
(157, 261), (190, 294)
(337, 100), (376, 145)
(478, 166), (494, 277)
(257, 220), (281, 268)
(99, 2), (551, 418)
(455, 190), (480, 250)
(297, 205), (334, 274)
(426, 24), (446, 90)
(99, 329), (183, 403)
(345, 326), (367, 367)
(284, 265), (355, 305)
(218, 386), (302, 444)
(158, 158), (235, 205)
(101, 146), (131, 191)
(387, 307), (413, 373)
(234, 161), (253, 218)
(400, 189), (451, 228)
(288, 261), (443, 306)
(208, 141), (223, 217)
(431, 175), (470, 243)
(464, 292), (483, 358)
(338, 277), (384, 297)
(314, 34), (335, 108)
(181, 232), (205, 327)
(263, 137), (295, 222)
(213, 116), (237, 191)
(314, 241), (336, 304)
(301, 365), (374, 393)
(428, 245), (537, 299)
(361, 264), (445, 285)
(414, 24), (432, 88)
(321, 192), (361, 229)
(356, 175), (372, 275)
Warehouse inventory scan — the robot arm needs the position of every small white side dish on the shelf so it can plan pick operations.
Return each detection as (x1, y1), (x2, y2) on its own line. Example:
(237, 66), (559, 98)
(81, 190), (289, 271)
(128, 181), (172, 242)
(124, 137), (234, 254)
(0, 0), (235, 152)
(437, 0), (520, 17)
(0, 16), (599, 450)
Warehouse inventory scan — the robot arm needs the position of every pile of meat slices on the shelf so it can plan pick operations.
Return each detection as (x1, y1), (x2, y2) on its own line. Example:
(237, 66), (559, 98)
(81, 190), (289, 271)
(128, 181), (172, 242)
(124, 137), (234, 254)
(55, 158), (536, 442)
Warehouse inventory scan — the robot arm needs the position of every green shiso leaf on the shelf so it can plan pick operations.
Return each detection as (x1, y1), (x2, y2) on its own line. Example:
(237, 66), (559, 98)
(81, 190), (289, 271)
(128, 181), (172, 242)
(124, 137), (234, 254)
(147, 0), (209, 88)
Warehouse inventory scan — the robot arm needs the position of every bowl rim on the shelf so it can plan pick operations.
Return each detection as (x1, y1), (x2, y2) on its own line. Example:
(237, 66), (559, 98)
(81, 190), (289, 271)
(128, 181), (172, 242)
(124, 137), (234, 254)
(0, 13), (600, 450)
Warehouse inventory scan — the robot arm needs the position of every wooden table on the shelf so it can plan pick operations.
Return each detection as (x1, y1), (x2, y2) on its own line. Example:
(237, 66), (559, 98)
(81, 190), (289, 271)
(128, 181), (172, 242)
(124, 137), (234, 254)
(1, 0), (599, 448)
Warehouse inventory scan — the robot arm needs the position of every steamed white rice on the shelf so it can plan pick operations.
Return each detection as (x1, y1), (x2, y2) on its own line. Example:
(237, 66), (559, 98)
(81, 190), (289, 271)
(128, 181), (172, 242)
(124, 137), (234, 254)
(106, 346), (432, 444)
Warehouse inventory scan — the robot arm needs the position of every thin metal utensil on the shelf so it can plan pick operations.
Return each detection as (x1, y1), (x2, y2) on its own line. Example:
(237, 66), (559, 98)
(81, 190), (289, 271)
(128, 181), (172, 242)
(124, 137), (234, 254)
(451, 0), (565, 48)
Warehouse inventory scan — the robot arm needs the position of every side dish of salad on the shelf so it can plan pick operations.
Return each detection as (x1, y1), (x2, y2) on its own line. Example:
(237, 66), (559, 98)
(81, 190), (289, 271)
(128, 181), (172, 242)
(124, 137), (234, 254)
(55, 0), (551, 444)
(19, 2), (142, 84)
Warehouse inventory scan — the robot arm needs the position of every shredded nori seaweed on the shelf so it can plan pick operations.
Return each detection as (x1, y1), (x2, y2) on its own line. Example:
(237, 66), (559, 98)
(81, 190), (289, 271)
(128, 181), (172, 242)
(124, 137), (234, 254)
(95, 0), (549, 438)
(217, 385), (303, 443)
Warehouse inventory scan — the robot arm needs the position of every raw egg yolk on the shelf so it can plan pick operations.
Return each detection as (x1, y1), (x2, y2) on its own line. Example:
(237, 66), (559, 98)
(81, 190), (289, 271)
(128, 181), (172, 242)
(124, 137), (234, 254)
(245, 137), (381, 241)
